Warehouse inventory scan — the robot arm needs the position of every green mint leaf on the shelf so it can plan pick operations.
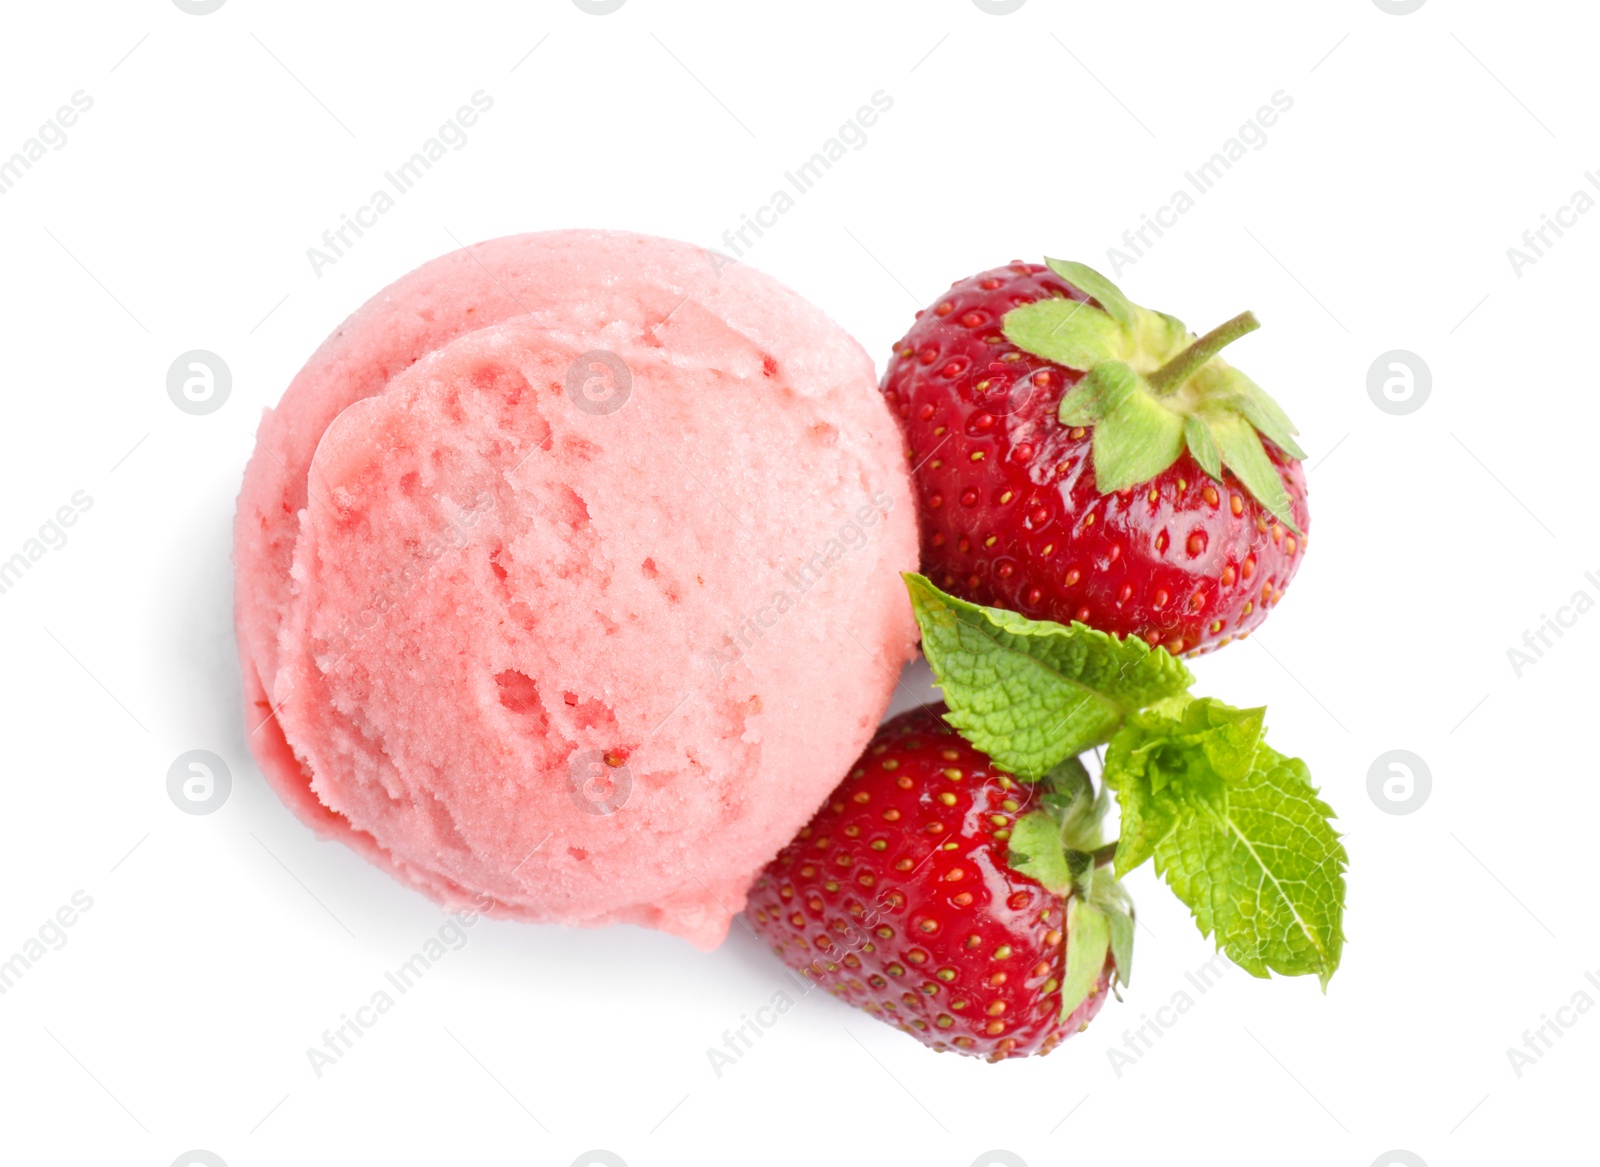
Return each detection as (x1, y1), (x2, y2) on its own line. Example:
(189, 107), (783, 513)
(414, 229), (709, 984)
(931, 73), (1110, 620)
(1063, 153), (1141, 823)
(1104, 737), (1185, 874)
(1108, 698), (1266, 872)
(1158, 745), (1346, 988)
(904, 573), (1194, 780)
(1103, 698), (1348, 987)
(1043, 258), (1136, 330)
(1060, 896), (1111, 1020)
(1003, 299), (1123, 372)
(1008, 811), (1073, 895)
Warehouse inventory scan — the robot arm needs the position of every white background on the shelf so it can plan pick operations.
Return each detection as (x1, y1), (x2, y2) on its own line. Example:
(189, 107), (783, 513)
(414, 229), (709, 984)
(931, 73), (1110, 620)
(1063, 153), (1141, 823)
(0, 1), (1594, 1164)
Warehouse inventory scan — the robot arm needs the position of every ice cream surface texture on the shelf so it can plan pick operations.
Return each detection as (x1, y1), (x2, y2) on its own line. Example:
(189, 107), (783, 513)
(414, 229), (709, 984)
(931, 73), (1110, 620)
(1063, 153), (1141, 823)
(235, 231), (918, 949)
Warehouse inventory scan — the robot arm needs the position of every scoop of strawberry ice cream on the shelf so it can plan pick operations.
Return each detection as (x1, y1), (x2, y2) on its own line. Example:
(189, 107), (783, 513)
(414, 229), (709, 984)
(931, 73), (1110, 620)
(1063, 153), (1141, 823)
(235, 231), (918, 949)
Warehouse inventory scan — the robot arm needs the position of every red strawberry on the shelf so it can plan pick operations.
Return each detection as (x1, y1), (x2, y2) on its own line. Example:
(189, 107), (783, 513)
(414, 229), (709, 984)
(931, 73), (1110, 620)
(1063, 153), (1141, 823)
(745, 704), (1122, 1060)
(880, 258), (1310, 656)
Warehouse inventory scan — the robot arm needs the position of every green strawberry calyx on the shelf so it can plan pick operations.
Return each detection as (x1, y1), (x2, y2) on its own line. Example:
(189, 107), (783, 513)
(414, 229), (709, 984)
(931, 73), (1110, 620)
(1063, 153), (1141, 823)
(1001, 258), (1305, 533)
(906, 574), (1348, 995)
(1007, 757), (1135, 1019)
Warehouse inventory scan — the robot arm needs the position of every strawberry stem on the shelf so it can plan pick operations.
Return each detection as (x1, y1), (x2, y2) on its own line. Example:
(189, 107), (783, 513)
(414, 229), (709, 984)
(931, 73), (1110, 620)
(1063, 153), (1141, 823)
(1092, 842), (1118, 867)
(1147, 310), (1260, 394)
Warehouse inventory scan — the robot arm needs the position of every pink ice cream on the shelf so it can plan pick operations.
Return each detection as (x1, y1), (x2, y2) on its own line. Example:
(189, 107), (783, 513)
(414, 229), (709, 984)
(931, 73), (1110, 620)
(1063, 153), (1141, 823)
(235, 231), (918, 949)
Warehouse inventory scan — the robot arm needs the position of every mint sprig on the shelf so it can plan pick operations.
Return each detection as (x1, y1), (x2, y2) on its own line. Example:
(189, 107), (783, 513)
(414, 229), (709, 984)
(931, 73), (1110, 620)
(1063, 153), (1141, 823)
(905, 575), (1346, 987)
(904, 572), (1192, 781)
(1104, 697), (1348, 988)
